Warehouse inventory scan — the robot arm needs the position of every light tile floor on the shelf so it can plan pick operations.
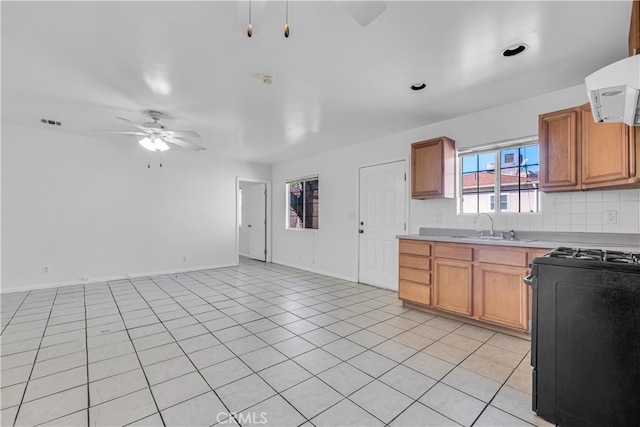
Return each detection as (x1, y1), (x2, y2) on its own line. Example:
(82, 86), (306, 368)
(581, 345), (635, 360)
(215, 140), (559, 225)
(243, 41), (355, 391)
(0, 258), (554, 426)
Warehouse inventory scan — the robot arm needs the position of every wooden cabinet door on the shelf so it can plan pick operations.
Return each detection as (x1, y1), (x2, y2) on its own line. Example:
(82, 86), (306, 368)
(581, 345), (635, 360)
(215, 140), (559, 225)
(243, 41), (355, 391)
(539, 107), (580, 191)
(411, 137), (455, 199)
(474, 264), (529, 331)
(630, 0), (640, 56)
(433, 258), (473, 316)
(581, 103), (636, 188)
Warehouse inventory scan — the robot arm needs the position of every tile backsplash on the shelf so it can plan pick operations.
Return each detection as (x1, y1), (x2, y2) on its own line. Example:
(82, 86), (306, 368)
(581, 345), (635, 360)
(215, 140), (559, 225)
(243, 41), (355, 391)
(412, 189), (640, 234)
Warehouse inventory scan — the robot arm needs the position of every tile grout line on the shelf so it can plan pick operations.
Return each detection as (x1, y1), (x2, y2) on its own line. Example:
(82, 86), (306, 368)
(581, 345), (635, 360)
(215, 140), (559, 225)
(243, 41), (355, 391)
(11, 288), (60, 427)
(104, 278), (167, 427)
(162, 271), (419, 426)
(83, 283), (90, 426)
(2, 260), (537, 427)
(129, 275), (242, 425)
(1, 290), (31, 335)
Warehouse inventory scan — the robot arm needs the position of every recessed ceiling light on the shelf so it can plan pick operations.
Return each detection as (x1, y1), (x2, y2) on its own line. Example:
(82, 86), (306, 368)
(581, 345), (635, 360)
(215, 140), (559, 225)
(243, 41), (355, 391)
(410, 82), (427, 91)
(502, 43), (528, 57)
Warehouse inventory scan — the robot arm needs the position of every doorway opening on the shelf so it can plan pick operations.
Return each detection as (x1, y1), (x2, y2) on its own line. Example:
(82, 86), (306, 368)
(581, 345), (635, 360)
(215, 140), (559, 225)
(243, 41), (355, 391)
(237, 178), (271, 263)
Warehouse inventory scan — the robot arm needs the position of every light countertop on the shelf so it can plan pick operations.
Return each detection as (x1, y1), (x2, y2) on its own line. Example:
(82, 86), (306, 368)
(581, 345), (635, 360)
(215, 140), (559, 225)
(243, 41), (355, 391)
(398, 228), (640, 253)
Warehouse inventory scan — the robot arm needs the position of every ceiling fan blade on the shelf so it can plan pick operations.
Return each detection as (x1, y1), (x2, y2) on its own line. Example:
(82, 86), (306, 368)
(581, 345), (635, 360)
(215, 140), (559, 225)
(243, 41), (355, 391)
(338, 1), (387, 26)
(164, 130), (201, 138)
(93, 130), (147, 136)
(166, 137), (207, 152)
(115, 116), (149, 131)
(232, 0), (268, 34)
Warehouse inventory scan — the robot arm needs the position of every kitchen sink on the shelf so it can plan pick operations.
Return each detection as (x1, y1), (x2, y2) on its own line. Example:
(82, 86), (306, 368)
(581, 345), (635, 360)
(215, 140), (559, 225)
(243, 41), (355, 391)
(448, 236), (537, 243)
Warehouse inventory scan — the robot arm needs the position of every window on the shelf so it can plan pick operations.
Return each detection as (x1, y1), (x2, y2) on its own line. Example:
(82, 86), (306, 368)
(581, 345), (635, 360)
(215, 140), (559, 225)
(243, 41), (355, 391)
(460, 137), (540, 214)
(286, 176), (319, 229)
(490, 194), (508, 211)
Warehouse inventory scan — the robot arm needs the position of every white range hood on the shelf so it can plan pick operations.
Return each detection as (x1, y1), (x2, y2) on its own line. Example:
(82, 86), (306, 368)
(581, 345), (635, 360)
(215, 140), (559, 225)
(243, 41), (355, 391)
(585, 55), (640, 126)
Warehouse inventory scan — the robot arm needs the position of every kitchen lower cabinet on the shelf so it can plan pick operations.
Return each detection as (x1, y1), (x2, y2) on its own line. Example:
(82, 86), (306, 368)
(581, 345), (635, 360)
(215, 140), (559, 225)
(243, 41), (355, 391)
(398, 240), (432, 307)
(433, 258), (473, 316)
(398, 239), (552, 335)
(474, 263), (529, 330)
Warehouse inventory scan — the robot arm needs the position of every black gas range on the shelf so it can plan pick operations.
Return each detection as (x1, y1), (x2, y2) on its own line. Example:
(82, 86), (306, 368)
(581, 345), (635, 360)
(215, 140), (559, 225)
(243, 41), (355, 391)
(546, 246), (640, 265)
(525, 246), (640, 427)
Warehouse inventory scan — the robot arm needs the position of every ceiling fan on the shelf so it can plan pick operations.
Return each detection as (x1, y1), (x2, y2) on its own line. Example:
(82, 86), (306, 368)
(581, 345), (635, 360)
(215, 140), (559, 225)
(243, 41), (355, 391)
(232, 0), (387, 36)
(94, 111), (206, 152)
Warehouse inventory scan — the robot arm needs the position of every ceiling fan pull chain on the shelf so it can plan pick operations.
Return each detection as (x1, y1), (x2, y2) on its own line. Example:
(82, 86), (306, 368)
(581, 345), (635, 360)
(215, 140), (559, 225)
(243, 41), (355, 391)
(284, 1), (290, 38)
(159, 151), (163, 168)
(247, 0), (253, 37)
(147, 153), (151, 169)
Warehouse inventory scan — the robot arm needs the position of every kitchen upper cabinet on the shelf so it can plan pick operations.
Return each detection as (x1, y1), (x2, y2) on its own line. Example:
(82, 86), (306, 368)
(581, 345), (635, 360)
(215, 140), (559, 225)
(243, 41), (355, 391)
(539, 103), (639, 192)
(630, 0), (639, 56)
(411, 137), (455, 199)
(580, 104), (637, 188)
(539, 107), (580, 191)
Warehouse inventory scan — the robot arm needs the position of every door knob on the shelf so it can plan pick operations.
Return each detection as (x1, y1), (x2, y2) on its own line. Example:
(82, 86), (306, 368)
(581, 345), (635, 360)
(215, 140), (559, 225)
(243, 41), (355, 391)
(359, 229), (364, 234)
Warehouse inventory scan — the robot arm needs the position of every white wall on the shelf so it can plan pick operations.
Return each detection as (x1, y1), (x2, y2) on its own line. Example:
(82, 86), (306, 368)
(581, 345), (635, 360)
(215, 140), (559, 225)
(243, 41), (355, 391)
(271, 84), (640, 281)
(1, 124), (271, 292)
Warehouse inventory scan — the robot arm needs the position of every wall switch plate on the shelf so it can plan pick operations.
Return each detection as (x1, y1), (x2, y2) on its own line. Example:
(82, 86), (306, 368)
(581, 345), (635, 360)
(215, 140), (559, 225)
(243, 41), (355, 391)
(604, 210), (617, 224)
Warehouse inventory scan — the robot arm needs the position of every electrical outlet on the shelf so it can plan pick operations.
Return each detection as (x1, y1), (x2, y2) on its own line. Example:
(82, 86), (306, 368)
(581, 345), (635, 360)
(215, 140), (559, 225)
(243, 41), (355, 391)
(82, 275), (90, 281)
(604, 210), (618, 224)
(42, 267), (49, 274)
(183, 256), (188, 262)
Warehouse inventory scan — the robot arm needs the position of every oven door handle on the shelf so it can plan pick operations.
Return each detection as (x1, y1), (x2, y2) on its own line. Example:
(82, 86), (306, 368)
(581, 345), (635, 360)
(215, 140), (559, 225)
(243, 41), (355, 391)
(524, 274), (534, 286)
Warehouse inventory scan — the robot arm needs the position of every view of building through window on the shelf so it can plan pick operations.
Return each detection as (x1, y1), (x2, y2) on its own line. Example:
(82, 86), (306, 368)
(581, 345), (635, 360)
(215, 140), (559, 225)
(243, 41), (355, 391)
(287, 177), (319, 229)
(461, 144), (539, 214)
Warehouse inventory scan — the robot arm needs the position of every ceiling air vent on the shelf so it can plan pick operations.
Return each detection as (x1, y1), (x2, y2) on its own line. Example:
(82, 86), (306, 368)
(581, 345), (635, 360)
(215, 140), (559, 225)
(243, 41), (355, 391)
(41, 118), (61, 126)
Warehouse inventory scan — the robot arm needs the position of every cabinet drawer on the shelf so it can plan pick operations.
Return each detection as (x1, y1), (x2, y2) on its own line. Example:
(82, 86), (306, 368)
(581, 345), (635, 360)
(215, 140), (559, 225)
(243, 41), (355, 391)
(399, 280), (431, 306)
(399, 254), (431, 270)
(399, 240), (431, 256)
(399, 267), (431, 285)
(477, 247), (527, 267)
(434, 243), (473, 261)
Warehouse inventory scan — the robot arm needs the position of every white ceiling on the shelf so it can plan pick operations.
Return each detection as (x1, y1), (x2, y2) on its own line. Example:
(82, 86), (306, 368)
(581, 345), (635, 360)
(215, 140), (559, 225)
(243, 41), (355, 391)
(1, 1), (632, 164)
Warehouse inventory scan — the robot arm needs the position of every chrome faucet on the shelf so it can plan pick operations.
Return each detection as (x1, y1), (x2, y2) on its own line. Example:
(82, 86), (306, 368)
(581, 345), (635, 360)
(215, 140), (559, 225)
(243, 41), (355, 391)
(474, 213), (494, 236)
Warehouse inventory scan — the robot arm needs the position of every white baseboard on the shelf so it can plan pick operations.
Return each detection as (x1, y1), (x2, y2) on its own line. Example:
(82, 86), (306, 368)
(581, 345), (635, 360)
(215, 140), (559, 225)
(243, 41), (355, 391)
(270, 259), (357, 283)
(0, 263), (236, 294)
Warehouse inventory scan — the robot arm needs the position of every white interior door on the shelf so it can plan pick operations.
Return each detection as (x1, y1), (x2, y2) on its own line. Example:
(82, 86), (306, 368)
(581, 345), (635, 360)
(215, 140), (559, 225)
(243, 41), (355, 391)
(248, 183), (267, 261)
(358, 160), (406, 290)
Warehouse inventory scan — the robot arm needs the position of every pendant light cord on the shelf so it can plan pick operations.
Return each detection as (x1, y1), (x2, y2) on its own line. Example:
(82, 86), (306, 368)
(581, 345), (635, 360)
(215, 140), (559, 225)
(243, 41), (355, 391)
(284, 0), (290, 38)
(247, 0), (253, 37)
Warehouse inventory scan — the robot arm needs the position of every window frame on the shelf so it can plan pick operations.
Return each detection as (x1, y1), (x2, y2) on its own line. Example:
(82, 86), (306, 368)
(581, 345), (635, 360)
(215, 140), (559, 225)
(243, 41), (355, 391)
(285, 175), (319, 230)
(457, 135), (540, 215)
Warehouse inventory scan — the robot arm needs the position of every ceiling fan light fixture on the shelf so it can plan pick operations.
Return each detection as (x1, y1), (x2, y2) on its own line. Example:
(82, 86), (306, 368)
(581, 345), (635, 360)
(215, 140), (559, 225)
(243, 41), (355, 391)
(139, 136), (170, 152)
(153, 137), (170, 152)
